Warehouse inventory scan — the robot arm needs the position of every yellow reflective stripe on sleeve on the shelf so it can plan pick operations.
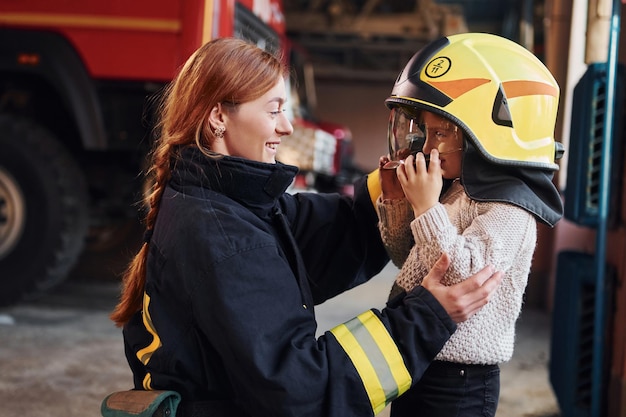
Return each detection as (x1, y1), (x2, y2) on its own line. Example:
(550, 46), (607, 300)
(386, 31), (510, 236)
(366, 169), (381, 208)
(136, 292), (162, 390)
(331, 310), (412, 414)
(142, 373), (153, 391)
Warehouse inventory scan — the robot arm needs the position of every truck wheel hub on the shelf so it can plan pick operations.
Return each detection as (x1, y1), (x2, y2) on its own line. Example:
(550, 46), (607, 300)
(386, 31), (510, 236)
(0, 167), (25, 259)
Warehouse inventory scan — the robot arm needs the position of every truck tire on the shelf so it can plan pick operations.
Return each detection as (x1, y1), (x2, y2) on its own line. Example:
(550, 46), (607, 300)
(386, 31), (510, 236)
(0, 115), (89, 306)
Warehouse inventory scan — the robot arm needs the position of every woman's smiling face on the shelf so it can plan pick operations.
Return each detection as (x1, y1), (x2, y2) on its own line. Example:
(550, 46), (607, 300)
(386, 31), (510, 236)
(213, 77), (293, 164)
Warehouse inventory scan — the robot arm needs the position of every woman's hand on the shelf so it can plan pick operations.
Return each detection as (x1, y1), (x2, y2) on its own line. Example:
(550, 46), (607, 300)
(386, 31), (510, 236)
(421, 253), (503, 323)
(397, 150), (443, 217)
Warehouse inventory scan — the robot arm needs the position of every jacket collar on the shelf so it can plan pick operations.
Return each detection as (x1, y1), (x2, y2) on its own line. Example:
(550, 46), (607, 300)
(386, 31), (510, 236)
(170, 146), (299, 213)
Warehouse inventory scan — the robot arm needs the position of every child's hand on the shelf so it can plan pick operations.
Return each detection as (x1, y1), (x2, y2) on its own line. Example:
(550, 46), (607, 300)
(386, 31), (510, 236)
(397, 149), (443, 217)
(378, 155), (405, 200)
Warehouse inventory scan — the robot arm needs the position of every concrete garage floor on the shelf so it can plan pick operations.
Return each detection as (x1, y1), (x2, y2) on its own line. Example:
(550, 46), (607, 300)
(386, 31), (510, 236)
(0, 262), (560, 417)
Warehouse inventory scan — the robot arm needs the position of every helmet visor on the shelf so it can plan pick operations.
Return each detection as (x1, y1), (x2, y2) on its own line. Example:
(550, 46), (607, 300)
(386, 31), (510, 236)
(387, 107), (425, 167)
(386, 107), (464, 169)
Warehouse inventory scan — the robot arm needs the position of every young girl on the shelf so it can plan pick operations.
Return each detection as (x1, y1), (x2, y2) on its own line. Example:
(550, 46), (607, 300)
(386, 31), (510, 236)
(377, 33), (564, 417)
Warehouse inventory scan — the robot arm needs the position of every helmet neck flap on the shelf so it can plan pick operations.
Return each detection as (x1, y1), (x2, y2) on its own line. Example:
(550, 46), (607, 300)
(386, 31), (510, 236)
(461, 140), (563, 227)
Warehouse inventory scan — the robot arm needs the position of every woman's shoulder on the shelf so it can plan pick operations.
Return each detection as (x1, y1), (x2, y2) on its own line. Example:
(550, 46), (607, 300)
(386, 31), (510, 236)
(159, 188), (276, 247)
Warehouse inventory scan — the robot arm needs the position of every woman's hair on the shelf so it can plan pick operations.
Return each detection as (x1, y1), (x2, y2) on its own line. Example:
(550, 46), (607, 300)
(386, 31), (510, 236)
(110, 37), (288, 326)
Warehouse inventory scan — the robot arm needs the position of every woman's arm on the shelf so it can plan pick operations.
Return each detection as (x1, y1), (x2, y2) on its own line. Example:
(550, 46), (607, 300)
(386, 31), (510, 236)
(281, 175), (391, 303)
(191, 242), (499, 417)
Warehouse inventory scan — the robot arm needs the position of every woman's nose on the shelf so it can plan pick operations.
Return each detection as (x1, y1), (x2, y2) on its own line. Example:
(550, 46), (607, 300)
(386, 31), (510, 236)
(279, 114), (293, 136)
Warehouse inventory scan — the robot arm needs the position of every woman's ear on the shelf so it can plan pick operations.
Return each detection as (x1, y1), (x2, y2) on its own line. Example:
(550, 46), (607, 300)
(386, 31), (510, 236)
(208, 103), (225, 132)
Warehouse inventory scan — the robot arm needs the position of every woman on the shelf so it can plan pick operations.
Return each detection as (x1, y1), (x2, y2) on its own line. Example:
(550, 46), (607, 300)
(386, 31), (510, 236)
(109, 37), (501, 417)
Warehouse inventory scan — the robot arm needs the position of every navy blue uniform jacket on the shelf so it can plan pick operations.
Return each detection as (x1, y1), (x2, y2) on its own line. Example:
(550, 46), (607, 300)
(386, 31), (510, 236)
(123, 148), (456, 417)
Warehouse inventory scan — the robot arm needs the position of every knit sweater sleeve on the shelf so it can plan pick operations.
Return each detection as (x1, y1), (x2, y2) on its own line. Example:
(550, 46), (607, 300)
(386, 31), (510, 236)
(376, 197), (415, 268)
(409, 196), (536, 284)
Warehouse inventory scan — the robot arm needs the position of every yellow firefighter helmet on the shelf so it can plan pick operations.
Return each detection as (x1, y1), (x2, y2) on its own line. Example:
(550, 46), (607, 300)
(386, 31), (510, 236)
(386, 32), (562, 170)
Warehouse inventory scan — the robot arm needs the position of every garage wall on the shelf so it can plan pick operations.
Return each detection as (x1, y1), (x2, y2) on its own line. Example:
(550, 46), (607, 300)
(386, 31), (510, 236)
(315, 80), (394, 172)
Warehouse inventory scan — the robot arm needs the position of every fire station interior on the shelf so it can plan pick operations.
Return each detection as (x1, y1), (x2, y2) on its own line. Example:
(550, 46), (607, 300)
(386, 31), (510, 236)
(284, 1), (626, 415)
(3, 1), (626, 416)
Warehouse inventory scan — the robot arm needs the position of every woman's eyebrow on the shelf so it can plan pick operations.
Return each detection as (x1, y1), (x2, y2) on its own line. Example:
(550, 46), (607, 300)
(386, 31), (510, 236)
(267, 97), (286, 105)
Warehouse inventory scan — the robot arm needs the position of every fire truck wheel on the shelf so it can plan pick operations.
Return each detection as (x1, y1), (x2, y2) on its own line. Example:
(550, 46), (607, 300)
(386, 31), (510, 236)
(0, 115), (89, 307)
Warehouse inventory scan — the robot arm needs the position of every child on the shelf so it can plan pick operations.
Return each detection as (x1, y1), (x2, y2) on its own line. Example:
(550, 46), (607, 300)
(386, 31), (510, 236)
(377, 33), (564, 417)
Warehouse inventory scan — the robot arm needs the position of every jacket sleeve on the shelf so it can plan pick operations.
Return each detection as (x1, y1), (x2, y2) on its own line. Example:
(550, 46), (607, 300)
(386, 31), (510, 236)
(326, 287), (455, 415)
(189, 240), (455, 417)
(280, 173), (390, 304)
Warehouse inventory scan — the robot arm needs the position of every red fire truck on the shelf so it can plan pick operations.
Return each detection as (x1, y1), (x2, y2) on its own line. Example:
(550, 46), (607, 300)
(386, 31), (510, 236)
(0, 0), (355, 306)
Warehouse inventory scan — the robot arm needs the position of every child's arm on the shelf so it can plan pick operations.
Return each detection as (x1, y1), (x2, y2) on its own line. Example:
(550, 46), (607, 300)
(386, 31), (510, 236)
(412, 199), (536, 285)
(376, 155), (414, 267)
(395, 148), (535, 282)
(377, 197), (414, 267)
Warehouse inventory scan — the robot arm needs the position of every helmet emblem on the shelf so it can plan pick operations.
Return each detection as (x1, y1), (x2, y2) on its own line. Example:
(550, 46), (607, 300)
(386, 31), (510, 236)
(425, 57), (451, 78)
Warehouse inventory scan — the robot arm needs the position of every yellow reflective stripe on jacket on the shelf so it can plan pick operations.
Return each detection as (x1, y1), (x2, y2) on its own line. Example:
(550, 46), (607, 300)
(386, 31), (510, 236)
(330, 310), (412, 414)
(136, 292), (162, 390)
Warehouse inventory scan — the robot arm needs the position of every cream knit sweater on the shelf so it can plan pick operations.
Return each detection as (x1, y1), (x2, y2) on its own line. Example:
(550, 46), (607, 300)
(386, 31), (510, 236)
(377, 180), (537, 364)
